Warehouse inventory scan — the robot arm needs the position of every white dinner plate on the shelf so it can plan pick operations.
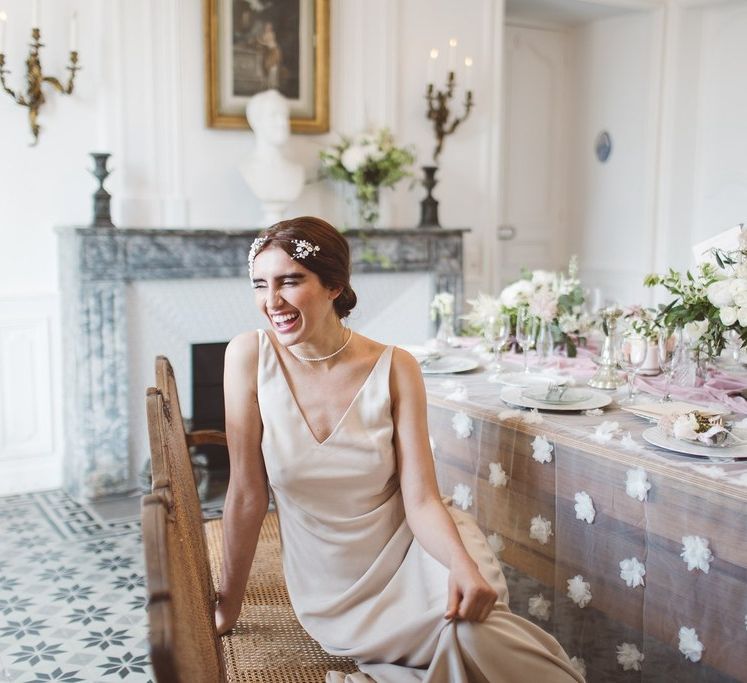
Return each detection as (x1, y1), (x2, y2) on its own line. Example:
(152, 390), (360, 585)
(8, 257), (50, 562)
(522, 388), (593, 405)
(420, 356), (480, 374)
(641, 427), (747, 459)
(500, 386), (612, 412)
(493, 371), (572, 389)
(398, 344), (440, 364)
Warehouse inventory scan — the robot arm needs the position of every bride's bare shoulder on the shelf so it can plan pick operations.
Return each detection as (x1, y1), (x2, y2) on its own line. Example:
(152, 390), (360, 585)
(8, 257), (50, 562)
(225, 330), (261, 367)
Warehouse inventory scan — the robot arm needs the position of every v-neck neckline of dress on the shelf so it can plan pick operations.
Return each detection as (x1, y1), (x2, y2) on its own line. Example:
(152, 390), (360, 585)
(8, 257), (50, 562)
(264, 330), (390, 447)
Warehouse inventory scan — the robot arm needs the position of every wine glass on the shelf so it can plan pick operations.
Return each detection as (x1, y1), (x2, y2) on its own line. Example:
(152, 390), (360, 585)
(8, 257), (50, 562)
(658, 327), (682, 402)
(516, 307), (538, 374)
(483, 313), (511, 372)
(617, 333), (648, 404)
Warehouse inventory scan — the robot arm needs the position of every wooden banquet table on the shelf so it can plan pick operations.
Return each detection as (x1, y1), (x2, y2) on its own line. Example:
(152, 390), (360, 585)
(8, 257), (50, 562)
(423, 353), (747, 683)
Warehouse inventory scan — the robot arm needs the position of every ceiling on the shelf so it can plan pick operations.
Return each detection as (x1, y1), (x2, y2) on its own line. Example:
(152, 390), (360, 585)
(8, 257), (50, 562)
(504, 0), (649, 27)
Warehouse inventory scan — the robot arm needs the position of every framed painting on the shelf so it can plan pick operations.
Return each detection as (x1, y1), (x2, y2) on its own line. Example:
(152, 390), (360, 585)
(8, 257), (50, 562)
(204, 0), (329, 134)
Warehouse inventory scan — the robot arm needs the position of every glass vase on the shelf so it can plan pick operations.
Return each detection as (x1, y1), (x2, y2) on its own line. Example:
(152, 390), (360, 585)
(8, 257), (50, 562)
(342, 183), (380, 228)
(673, 346), (707, 388)
(436, 313), (456, 348)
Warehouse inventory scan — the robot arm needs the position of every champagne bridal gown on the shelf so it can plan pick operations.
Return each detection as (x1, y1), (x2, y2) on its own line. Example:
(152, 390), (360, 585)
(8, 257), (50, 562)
(257, 330), (583, 682)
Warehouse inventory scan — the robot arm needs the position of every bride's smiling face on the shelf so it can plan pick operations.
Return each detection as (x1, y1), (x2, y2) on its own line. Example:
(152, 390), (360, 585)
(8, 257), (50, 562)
(251, 245), (341, 342)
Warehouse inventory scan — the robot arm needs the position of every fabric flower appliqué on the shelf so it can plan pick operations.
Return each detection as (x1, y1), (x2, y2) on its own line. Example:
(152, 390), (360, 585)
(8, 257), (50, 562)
(625, 467), (651, 502)
(487, 533), (504, 557)
(531, 436), (553, 464)
(488, 462), (508, 488)
(567, 575), (592, 608)
(620, 432), (645, 453)
(522, 409), (544, 425)
(451, 412), (473, 439)
(616, 642), (644, 671)
(452, 483), (473, 511)
(590, 420), (620, 444)
(529, 515), (553, 545)
(678, 626), (704, 662)
(498, 408), (522, 421)
(528, 594), (551, 621)
(681, 535), (713, 573)
(569, 657), (586, 679)
(619, 557), (646, 588)
(584, 408), (603, 417)
(573, 491), (595, 524)
(442, 380), (469, 402)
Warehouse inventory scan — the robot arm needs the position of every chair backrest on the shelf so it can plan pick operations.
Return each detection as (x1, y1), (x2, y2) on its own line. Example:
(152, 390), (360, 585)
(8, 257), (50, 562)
(144, 384), (227, 683)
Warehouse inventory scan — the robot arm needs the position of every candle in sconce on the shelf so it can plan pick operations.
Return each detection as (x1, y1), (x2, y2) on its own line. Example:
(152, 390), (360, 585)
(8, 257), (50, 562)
(31, 0), (39, 28)
(69, 11), (78, 51)
(427, 48), (438, 86)
(447, 37), (457, 73)
(464, 56), (473, 91)
(0, 12), (7, 53)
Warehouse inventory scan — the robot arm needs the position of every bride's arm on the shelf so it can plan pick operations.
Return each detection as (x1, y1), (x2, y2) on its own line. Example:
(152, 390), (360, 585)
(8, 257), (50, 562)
(390, 348), (496, 622)
(215, 331), (270, 635)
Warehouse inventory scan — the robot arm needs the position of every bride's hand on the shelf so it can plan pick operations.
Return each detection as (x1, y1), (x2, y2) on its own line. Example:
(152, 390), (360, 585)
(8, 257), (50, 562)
(444, 557), (497, 623)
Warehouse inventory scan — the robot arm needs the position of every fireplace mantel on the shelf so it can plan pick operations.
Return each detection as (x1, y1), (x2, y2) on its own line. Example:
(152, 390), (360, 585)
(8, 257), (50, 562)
(57, 226), (467, 499)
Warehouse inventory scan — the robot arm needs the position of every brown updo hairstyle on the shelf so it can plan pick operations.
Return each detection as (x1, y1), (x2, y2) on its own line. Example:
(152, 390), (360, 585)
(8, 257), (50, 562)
(251, 216), (358, 319)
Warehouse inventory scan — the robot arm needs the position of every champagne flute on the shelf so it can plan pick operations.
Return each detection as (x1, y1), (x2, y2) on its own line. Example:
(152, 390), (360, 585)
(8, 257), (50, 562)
(516, 307), (538, 374)
(484, 313), (511, 372)
(617, 333), (648, 404)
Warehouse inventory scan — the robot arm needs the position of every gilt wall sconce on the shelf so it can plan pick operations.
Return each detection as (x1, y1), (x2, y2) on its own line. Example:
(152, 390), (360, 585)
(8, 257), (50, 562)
(0, 2), (81, 145)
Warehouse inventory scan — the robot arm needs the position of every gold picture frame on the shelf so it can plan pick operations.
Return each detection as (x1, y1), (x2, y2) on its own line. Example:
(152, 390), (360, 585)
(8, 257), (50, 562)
(204, 0), (329, 134)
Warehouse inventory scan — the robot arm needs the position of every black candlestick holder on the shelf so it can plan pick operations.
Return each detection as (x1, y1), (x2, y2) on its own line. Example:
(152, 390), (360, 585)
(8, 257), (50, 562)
(419, 165), (440, 227)
(90, 152), (114, 228)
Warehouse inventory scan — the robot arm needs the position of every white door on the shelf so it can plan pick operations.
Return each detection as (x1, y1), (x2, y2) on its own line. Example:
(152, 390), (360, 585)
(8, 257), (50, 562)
(497, 24), (570, 289)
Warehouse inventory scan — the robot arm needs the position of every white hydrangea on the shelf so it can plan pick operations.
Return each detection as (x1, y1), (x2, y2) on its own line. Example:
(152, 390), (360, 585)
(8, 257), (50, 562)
(532, 435), (553, 464)
(616, 642), (644, 671)
(619, 557), (646, 588)
(529, 515), (553, 545)
(590, 420), (620, 444)
(487, 533), (504, 557)
(528, 594), (551, 621)
(567, 575), (592, 608)
(452, 483), (473, 511)
(522, 409), (544, 424)
(452, 412), (473, 439)
(678, 626), (704, 662)
(569, 657), (586, 679)
(625, 467), (651, 502)
(488, 462), (508, 488)
(573, 491), (595, 524)
(681, 535), (713, 573)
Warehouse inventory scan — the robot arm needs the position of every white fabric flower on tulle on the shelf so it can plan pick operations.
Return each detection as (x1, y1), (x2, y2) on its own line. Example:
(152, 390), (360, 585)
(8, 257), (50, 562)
(498, 408), (522, 421)
(452, 412), (473, 439)
(620, 432), (645, 453)
(487, 533), (504, 557)
(616, 642), (644, 671)
(488, 462), (508, 488)
(567, 575), (592, 608)
(681, 535), (713, 573)
(689, 464), (727, 480)
(619, 557), (646, 588)
(452, 483), (473, 511)
(442, 380), (469, 402)
(678, 626), (704, 662)
(529, 515), (553, 545)
(522, 409), (544, 424)
(569, 657), (586, 679)
(585, 408), (603, 417)
(574, 491), (595, 524)
(532, 436), (553, 464)
(590, 420), (620, 443)
(528, 594), (551, 621)
(625, 467), (651, 502)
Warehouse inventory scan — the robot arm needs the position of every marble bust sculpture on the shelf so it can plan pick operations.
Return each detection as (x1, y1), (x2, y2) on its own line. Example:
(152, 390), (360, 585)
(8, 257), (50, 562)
(239, 89), (304, 224)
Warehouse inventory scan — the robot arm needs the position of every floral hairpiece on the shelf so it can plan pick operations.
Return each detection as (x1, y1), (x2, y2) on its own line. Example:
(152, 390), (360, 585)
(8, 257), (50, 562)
(247, 236), (267, 280)
(247, 236), (321, 280)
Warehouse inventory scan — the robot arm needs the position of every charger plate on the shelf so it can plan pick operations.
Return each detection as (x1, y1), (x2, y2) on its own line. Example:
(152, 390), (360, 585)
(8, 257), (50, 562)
(420, 356), (480, 374)
(500, 386), (611, 412)
(642, 426), (747, 459)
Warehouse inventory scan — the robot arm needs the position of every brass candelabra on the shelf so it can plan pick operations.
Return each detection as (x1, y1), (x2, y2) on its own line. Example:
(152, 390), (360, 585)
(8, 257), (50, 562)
(425, 71), (473, 162)
(0, 27), (81, 145)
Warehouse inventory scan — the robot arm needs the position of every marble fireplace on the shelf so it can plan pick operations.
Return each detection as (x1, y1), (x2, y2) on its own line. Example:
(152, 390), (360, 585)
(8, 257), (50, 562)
(57, 226), (466, 500)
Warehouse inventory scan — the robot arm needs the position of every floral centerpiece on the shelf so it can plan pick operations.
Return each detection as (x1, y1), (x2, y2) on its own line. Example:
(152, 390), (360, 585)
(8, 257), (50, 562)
(463, 256), (590, 356)
(644, 245), (747, 359)
(319, 129), (415, 227)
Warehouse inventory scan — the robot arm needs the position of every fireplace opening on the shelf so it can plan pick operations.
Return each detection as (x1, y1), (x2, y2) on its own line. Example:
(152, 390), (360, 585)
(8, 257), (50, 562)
(192, 342), (230, 475)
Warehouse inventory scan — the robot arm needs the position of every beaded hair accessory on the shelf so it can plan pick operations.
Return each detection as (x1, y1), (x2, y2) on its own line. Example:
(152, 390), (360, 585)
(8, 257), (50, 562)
(247, 236), (321, 279)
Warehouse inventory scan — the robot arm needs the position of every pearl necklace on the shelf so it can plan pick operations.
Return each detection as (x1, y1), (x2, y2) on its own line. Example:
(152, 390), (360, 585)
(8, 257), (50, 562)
(289, 328), (353, 362)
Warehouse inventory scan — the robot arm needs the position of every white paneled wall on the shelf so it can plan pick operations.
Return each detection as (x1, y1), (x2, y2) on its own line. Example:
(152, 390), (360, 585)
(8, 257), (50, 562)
(0, 296), (62, 494)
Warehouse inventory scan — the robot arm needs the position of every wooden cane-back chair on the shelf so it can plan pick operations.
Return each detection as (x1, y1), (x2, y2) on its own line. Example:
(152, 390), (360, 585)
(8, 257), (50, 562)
(143, 357), (358, 682)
